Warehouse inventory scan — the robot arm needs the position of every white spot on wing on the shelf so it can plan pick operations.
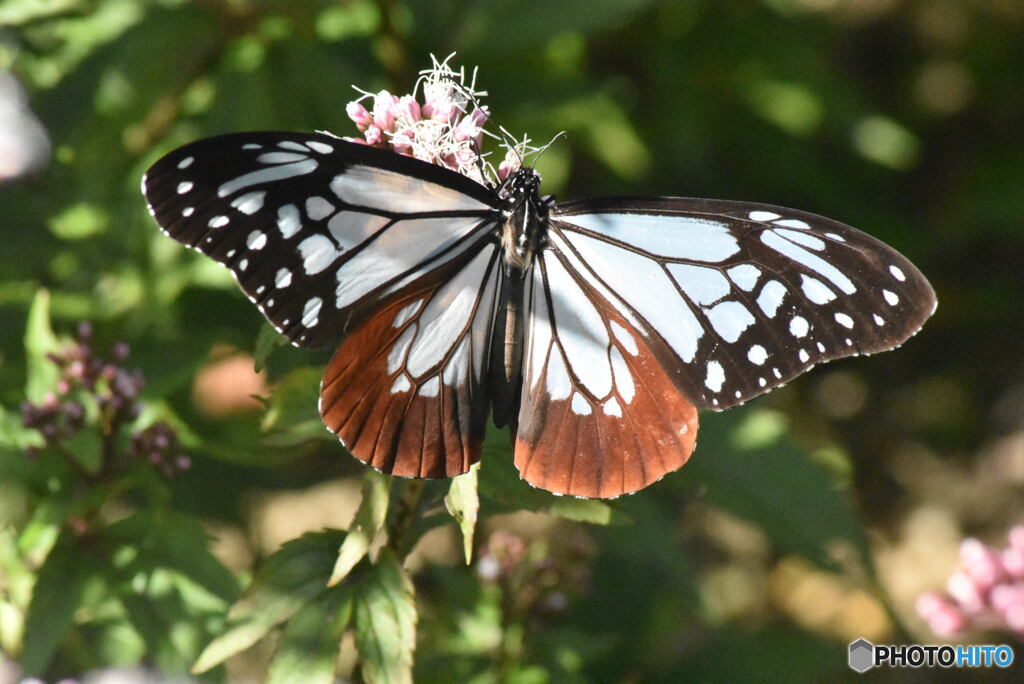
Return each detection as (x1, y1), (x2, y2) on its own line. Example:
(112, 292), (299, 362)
(749, 210), (780, 221)
(873, 313), (885, 326)
(603, 397), (622, 417)
(610, 347), (634, 403)
(217, 159), (318, 197)
(756, 280), (787, 317)
(418, 376), (440, 397)
(277, 204), (302, 239)
(182, 207), (194, 217)
(258, 151), (307, 164)
(889, 264), (907, 282)
(761, 229), (856, 294)
(177, 156), (194, 169)
(705, 360), (725, 393)
(789, 315), (809, 338)
(773, 218), (811, 230)
(748, 344), (768, 365)
(306, 140), (334, 154)
(274, 268), (292, 289)
(571, 393), (592, 415)
(390, 375), (411, 394)
(231, 191), (266, 215)
(177, 181), (193, 194)
(209, 215), (229, 228)
(298, 235), (340, 275)
(302, 296), (322, 328)
(610, 321), (639, 356)
(834, 312), (855, 328)
(774, 227), (825, 251)
(883, 289), (899, 305)
(706, 300), (755, 342)
(727, 264), (761, 291)
(247, 230), (267, 250)
(387, 326), (416, 373)
(563, 213), (739, 262)
(305, 196), (335, 221)
(669, 264), (731, 305)
(798, 349), (810, 363)
(800, 275), (837, 304)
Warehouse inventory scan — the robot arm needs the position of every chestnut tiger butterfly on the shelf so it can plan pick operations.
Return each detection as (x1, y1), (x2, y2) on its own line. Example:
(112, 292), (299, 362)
(142, 131), (935, 498)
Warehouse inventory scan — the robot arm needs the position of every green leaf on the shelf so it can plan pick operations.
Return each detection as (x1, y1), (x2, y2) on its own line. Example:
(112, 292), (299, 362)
(24, 289), (63, 403)
(690, 409), (870, 570)
(65, 428), (103, 474)
(353, 549), (416, 684)
(260, 366), (323, 434)
(105, 510), (240, 604)
(253, 324), (287, 373)
(445, 463), (480, 564)
(267, 583), (354, 684)
(329, 470), (390, 586)
(19, 532), (97, 676)
(192, 529), (344, 674)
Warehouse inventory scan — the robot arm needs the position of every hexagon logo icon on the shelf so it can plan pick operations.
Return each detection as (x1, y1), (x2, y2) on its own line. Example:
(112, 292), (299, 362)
(848, 638), (875, 673)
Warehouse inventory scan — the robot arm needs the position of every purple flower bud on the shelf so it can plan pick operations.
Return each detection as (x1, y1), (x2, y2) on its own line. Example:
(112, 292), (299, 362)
(77, 321), (93, 341)
(175, 455), (192, 470)
(56, 379), (71, 395)
(43, 392), (58, 409)
(372, 90), (398, 131)
(112, 342), (130, 361)
(960, 538), (1006, 589)
(346, 101), (373, 131)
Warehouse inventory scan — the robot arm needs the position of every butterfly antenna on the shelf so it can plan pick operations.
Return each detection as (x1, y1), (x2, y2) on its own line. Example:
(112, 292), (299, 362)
(531, 131), (566, 169)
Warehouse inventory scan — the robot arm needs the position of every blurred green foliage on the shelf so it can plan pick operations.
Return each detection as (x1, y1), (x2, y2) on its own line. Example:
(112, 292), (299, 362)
(1, 0), (1023, 681)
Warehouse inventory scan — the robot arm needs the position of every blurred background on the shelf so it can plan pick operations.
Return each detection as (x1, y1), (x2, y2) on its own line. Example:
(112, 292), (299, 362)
(1, 0), (1023, 681)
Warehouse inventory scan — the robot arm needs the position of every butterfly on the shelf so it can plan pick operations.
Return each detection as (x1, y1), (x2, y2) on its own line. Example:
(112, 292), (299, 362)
(142, 131), (936, 498)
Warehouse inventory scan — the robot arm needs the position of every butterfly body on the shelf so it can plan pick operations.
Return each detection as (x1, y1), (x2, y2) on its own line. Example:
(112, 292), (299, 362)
(143, 131), (935, 498)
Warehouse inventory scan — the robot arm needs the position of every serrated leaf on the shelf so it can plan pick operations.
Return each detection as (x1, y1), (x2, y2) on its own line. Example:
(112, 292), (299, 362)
(192, 530), (344, 674)
(353, 549), (416, 684)
(19, 531), (96, 676)
(24, 289), (63, 403)
(253, 324), (287, 373)
(267, 583), (353, 684)
(445, 463), (480, 564)
(329, 470), (390, 586)
(105, 510), (240, 604)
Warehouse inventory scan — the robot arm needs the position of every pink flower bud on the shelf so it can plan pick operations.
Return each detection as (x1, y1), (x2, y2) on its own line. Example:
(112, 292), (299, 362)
(1008, 525), (1024, 552)
(346, 101), (373, 131)
(372, 90), (398, 131)
(364, 125), (383, 146)
(393, 95), (421, 123)
(915, 591), (952, 620)
(1005, 600), (1024, 633)
(391, 129), (414, 155)
(426, 99), (458, 123)
(948, 570), (986, 613)
(927, 603), (968, 637)
(1004, 547), (1024, 578)
(342, 136), (368, 145)
(990, 582), (1024, 612)
(454, 147), (478, 168)
(960, 538), (1007, 589)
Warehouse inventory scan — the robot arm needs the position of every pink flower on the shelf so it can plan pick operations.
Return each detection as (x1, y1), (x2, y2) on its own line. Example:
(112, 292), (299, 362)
(393, 95), (421, 123)
(372, 90), (398, 131)
(960, 538), (1007, 589)
(346, 101), (373, 131)
(363, 125), (383, 146)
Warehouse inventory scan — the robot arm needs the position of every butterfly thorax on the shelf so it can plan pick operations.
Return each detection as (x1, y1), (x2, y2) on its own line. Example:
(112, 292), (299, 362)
(499, 168), (547, 271)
